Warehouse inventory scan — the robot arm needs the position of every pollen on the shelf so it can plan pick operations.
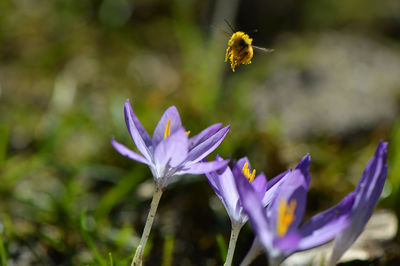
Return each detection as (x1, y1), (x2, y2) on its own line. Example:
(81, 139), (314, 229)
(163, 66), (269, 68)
(242, 162), (256, 183)
(164, 119), (171, 139)
(186, 130), (191, 137)
(225, 31), (254, 72)
(276, 198), (297, 237)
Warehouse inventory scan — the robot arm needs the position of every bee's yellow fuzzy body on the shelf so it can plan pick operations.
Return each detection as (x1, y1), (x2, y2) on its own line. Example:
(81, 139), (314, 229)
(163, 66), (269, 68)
(225, 32), (254, 72)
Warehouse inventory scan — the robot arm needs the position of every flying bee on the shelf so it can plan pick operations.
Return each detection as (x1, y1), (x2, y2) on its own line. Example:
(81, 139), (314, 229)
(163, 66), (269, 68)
(222, 20), (274, 72)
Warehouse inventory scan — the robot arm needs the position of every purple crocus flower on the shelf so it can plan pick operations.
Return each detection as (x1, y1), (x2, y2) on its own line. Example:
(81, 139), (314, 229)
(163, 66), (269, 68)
(205, 156), (287, 265)
(111, 99), (230, 189)
(328, 141), (388, 265)
(236, 155), (354, 265)
(206, 156), (287, 227)
(112, 99), (231, 265)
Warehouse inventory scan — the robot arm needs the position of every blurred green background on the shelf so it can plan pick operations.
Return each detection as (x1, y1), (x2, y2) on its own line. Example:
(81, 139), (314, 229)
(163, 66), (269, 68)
(1, 0), (400, 265)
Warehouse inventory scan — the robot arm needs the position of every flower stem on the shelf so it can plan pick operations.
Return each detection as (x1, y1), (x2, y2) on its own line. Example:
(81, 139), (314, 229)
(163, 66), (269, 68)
(131, 185), (163, 266)
(239, 237), (263, 266)
(224, 222), (243, 266)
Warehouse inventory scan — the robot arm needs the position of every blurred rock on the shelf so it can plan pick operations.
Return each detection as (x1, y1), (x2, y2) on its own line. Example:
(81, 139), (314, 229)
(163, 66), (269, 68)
(283, 209), (398, 265)
(251, 33), (400, 139)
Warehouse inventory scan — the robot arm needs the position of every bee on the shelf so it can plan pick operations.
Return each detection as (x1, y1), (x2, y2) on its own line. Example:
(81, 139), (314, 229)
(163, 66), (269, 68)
(222, 20), (274, 72)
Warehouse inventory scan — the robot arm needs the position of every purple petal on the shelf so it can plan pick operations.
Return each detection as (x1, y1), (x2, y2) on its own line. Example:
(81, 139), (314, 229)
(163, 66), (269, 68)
(154, 128), (188, 169)
(234, 157), (251, 172)
(297, 192), (355, 251)
(124, 100), (153, 161)
(267, 169), (309, 236)
(287, 188), (308, 232)
(263, 170), (289, 207)
(205, 170), (234, 219)
(203, 155), (227, 191)
(329, 141), (388, 265)
(234, 200), (248, 224)
(235, 168), (273, 251)
(266, 170), (289, 190)
(231, 157), (251, 179)
(231, 159), (245, 178)
(182, 159), (229, 174)
(189, 123), (222, 149)
(152, 106), (182, 148)
(251, 173), (268, 203)
(295, 154), (311, 185)
(211, 159), (241, 218)
(186, 125), (230, 163)
(273, 231), (301, 254)
(231, 158), (267, 203)
(354, 141), (388, 209)
(111, 139), (149, 165)
(214, 154), (230, 174)
(205, 170), (222, 196)
(204, 157), (248, 223)
(263, 155), (309, 208)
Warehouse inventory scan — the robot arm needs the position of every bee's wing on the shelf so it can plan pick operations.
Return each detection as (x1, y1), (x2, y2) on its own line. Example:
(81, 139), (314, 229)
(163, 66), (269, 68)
(224, 19), (235, 34)
(253, 45), (274, 53)
(211, 25), (231, 37)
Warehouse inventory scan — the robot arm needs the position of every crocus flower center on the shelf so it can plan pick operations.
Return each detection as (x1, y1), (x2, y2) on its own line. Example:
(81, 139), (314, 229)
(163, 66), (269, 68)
(276, 198), (297, 236)
(186, 130), (190, 136)
(242, 162), (256, 183)
(164, 119), (171, 139)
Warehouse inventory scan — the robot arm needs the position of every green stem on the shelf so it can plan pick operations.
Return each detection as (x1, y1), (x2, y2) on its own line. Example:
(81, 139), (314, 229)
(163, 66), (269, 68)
(239, 237), (263, 266)
(131, 185), (163, 266)
(224, 222), (243, 266)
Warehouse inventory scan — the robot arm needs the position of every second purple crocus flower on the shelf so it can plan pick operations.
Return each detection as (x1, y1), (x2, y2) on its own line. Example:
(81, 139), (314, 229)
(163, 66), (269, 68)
(205, 156), (287, 266)
(235, 156), (352, 265)
(236, 142), (388, 266)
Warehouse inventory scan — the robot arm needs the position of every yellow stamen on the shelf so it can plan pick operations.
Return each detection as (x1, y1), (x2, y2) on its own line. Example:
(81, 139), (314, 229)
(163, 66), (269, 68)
(186, 130), (191, 136)
(164, 119), (171, 139)
(242, 162), (256, 183)
(276, 198), (297, 236)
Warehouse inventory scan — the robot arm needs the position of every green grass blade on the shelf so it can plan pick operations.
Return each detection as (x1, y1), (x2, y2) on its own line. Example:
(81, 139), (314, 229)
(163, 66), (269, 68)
(108, 252), (113, 266)
(95, 169), (146, 220)
(0, 124), (9, 164)
(80, 211), (107, 266)
(216, 233), (227, 263)
(161, 234), (174, 266)
(0, 231), (7, 266)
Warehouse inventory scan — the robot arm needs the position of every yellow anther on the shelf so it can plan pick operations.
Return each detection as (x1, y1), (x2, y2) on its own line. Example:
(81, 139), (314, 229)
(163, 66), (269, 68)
(164, 119), (171, 139)
(276, 198), (297, 236)
(242, 162), (256, 183)
(186, 130), (191, 136)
